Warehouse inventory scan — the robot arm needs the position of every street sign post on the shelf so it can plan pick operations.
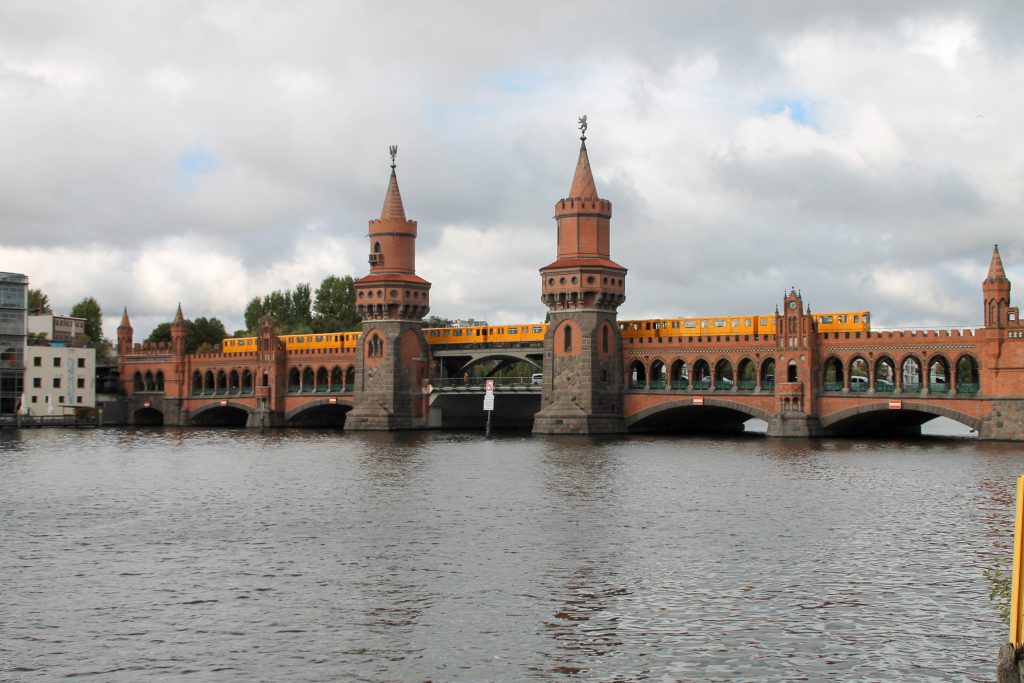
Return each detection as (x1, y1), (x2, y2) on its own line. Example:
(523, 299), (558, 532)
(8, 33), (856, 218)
(483, 392), (495, 437)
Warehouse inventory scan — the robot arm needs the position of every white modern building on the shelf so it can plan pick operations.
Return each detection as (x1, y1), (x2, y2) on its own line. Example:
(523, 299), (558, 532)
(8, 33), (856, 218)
(24, 314), (95, 416)
(0, 272), (28, 415)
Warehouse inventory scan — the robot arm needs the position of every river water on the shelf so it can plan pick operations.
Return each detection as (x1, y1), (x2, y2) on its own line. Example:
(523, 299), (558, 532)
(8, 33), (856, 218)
(2, 427), (1021, 681)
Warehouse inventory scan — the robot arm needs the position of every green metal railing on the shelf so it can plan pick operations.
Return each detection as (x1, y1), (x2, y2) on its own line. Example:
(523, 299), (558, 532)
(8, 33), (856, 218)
(715, 380), (733, 390)
(650, 379), (666, 389)
(849, 380), (869, 392)
(929, 382), (950, 393)
(902, 383), (921, 392)
(824, 381), (843, 392)
(736, 380), (756, 391)
(957, 382), (979, 394)
(874, 383), (895, 392)
(671, 379), (689, 390)
(629, 380), (647, 390)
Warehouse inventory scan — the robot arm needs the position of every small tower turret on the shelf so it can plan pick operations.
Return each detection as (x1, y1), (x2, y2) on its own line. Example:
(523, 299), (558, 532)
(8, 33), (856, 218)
(171, 303), (188, 356)
(117, 307), (133, 355)
(984, 245), (1013, 328)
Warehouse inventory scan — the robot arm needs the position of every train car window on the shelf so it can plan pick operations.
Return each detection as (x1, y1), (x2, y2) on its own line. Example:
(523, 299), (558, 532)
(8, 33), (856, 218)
(760, 318), (767, 325)
(453, 330), (462, 337)
(431, 330), (440, 337)
(508, 327), (518, 334)
(853, 315), (859, 323)
(714, 320), (727, 328)
(533, 326), (544, 334)
(315, 336), (322, 342)
(700, 320), (709, 328)
(744, 319), (751, 326)
(820, 316), (833, 323)
(731, 319), (739, 327)
(685, 320), (696, 328)
(672, 321), (680, 328)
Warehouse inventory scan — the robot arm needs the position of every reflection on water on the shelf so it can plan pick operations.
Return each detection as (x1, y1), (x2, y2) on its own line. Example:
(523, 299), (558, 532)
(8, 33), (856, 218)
(0, 427), (1019, 681)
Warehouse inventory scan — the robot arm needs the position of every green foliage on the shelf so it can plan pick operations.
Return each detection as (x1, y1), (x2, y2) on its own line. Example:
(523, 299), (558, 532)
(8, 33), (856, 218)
(313, 275), (360, 332)
(245, 276), (360, 334)
(28, 288), (51, 313)
(424, 315), (454, 328)
(71, 296), (104, 344)
(985, 564), (1012, 625)
(145, 316), (228, 354)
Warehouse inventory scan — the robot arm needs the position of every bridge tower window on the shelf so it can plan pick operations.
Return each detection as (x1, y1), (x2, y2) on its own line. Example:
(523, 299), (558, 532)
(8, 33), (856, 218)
(155, 371), (165, 392)
(564, 325), (573, 353)
(601, 325), (609, 354)
(134, 372), (144, 391)
(787, 361), (798, 383)
(262, 371), (269, 388)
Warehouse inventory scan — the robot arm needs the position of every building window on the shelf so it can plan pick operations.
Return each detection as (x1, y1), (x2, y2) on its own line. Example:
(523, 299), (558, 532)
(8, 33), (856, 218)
(33, 378), (41, 388)
(58, 396), (64, 403)
(34, 356), (42, 366)
(53, 357), (61, 367)
(77, 378), (85, 389)
(53, 378), (61, 388)
(31, 396), (38, 403)
(77, 358), (85, 368)
(77, 396), (82, 404)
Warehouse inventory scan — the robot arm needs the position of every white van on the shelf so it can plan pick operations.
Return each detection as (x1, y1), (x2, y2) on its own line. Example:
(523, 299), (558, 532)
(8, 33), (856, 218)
(531, 373), (543, 386)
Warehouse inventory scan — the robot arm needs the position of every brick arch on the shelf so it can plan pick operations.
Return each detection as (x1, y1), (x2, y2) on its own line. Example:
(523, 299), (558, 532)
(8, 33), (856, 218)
(284, 397), (353, 422)
(189, 400), (254, 419)
(625, 397), (775, 428)
(819, 401), (982, 432)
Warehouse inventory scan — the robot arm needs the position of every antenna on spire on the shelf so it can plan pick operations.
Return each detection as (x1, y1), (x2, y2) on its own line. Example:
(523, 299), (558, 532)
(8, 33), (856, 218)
(389, 144), (398, 169)
(578, 114), (588, 141)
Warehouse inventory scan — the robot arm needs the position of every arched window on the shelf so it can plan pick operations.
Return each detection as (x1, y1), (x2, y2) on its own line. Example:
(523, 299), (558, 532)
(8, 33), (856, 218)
(601, 325), (609, 353)
(331, 366), (343, 391)
(956, 355), (979, 393)
(715, 359), (734, 389)
(650, 360), (667, 389)
(204, 370), (215, 393)
(144, 371), (154, 391)
(374, 242), (382, 253)
(216, 370), (227, 393)
(737, 358), (756, 389)
(564, 325), (573, 353)
(302, 367), (315, 391)
(760, 358), (776, 389)
(692, 359), (712, 389)
(345, 366), (356, 391)
(849, 358), (868, 391)
(928, 356), (951, 393)
(670, 359), (688, 389)
(901, 357), (922, 391)
(787, 361), (798, 382)
(192, 371), (202, 394)
(875, 358), (895, 392)
(316, 367), (329, 392)
(288, 368), (301, 392)
(133, 372), (144, 391)
(241, 370), (253, 393)
(155, 371), (165, 392)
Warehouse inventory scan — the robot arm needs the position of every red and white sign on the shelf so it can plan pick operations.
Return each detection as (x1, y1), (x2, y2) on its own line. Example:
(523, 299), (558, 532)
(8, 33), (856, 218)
(889, 400), (902, 410)
(220, 400), (228, 406)
(485, 379), (494, 393)
(143, 401), (151, 408)
(693, 397), (704, 406)
(329, 397), (337, 404)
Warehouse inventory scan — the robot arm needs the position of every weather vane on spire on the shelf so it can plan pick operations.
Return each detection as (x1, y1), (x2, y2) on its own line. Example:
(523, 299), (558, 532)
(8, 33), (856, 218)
(578, 114), (587, 141)
(389, 144), (398, 169)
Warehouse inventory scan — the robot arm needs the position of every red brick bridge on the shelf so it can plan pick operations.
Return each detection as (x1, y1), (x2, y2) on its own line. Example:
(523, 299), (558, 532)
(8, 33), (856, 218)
(116, 131), (1024, 439)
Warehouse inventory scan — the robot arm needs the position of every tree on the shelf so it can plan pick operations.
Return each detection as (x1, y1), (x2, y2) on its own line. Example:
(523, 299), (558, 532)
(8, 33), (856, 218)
(312, 275), (360, 332)
(423, 315), (453, 328)
(28, 288), (51, 314)
(71, 296), (104, 344)
(243, 283), (316, 334)
(145, 316), (228, 354)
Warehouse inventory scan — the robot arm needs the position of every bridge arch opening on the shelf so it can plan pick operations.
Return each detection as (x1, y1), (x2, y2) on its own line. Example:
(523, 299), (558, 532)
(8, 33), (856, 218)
(875, 357), (896, 392)
(216, 370), (227, 392)
(316, 366), (329, 392)
(760, 358), (775, 389)
(670, 359), (688, 389)
(927, 355), (950, 392)
(190, 405), (250, 427)
(737, 358), (755, 389)
(345, 366), (355, 390)
(693, 359), (711, 389)
(823, 357), (843, 390)
(956, 354), (980, 393)
(286, 401), (352, 428)
(849, 357), (869, 391)
(242, 369), (253, 392)
(288, 367), (300, 391)
(901, 356), (922, 391)
(229, 370), (239, 392)
(628, 360), (647, 389)
(133, 406), (164, 426)
(714, 359), (733, 390)
(204, 370), (215, 392)
(627, 398), (772, 435)
(823, 402), (981, 438)
(650, 359), (667, 389)
(302, 367), (314, 392)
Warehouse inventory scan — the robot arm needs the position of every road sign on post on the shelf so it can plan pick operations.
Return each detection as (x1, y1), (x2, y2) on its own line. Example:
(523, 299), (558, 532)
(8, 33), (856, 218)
(485, 379), (494, 393)
(483, 394), (495, 411)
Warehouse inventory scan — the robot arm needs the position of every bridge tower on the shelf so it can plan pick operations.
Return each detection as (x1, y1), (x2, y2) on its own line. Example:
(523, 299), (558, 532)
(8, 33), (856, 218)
(345, 147), (432, 430)
(984, 245), (1015, 328)
(766, 289), (823, 437)
(533, 119), (627, 434)
(117, 307), (133, 356)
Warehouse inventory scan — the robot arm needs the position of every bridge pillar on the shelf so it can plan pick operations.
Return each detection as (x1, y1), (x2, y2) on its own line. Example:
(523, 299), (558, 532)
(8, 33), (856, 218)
(533, 123), (626, 434)
(767, 412), (823, 438)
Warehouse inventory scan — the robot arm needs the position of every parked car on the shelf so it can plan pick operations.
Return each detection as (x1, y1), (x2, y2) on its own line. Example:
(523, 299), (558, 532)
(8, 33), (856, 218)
(531, 373), (543, 386)
(850, 376), (869, 388)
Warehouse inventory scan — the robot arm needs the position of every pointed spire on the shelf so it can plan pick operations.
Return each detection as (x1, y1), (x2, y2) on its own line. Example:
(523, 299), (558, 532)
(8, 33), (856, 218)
(568, 140), (598, 199)
(173, 303), (185, 324)
(380, 168), (407, 222)
(987, 244), (1007, 281)
(119, 307), (131, 327)
(379, 144), (407, 222)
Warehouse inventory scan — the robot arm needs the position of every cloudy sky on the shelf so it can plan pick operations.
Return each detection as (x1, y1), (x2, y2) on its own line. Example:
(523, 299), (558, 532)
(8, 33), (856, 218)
(2, 1), (1022, 339)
